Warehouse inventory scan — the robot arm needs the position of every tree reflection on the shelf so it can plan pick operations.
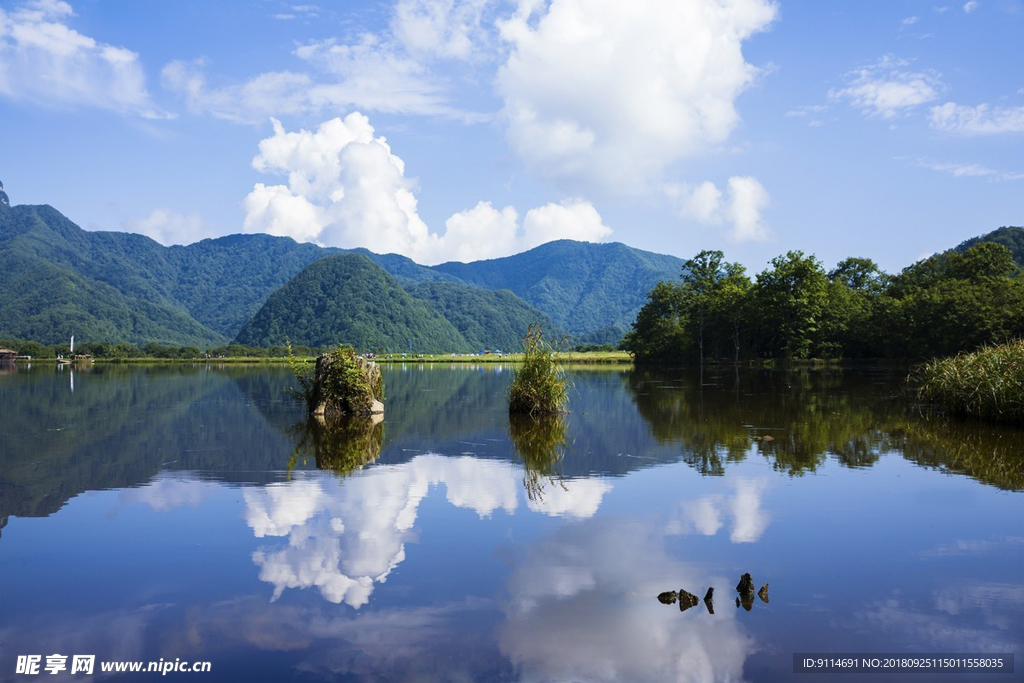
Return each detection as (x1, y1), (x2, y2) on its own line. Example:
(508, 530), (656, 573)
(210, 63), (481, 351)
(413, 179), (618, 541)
(288, 416), (384, 477)
(508, 413), (568, 501)
(626, 367), (1023, 490)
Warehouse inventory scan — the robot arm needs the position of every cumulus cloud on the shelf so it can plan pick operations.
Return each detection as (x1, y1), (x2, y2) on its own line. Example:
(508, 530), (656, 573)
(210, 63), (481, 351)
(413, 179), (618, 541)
(495, 0), (778, 192)
(928, 102), (1024, 134)
(666, 176), (770, 242)
(829, 56), (943, 119)
(963, 0), (978, 12)
(122, 208), (215, 246)
(243, 115), (613, 263)
(0, 0), (165, 116)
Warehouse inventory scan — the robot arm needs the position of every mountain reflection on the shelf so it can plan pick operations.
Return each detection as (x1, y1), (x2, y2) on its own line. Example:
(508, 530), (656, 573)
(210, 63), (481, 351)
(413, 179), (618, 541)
(2, 363), (1021, 529)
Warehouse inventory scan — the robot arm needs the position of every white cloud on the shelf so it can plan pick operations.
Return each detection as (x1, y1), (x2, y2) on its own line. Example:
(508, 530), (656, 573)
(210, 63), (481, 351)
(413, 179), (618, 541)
(666, 176), (770, 242)
(123, 208), (214, 246)
(496, 0), (778, 193)
(0, 0), (164, 116)
(914, 158), (1024, 181)
(928, 102), (1024, 134)
(162, 4), (482, 124)
(392, 0), (493, 60)
(243, 115), (613, 263)
(902, 15), (921, 25)
(963, 0), (978, 12)
(830, 56), (943, 119)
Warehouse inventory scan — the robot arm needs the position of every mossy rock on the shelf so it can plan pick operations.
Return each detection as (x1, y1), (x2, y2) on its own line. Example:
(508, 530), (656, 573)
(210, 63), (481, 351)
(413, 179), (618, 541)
(310, 346), (384, 418)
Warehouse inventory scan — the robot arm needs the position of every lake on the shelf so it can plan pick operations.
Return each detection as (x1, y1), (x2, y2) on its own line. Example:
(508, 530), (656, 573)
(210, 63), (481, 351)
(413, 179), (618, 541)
(1, 363), (1021, 682)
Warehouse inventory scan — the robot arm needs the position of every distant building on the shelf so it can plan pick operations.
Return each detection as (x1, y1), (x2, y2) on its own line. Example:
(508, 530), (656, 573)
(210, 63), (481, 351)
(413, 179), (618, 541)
(0, 348), (17, 362)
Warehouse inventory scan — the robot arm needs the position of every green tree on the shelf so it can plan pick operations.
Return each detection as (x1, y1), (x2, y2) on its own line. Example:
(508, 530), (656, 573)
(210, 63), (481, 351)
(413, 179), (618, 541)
(621, 281), (688, 362)
(753, 251), (829, 359)
(680, 250), (725, 366)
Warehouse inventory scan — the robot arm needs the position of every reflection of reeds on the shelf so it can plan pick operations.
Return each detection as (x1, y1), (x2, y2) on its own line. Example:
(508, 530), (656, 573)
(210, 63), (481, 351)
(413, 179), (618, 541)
(916, 340), (1024, 423)
(287, 416), (384, 478)
(509, 413), (568, 501)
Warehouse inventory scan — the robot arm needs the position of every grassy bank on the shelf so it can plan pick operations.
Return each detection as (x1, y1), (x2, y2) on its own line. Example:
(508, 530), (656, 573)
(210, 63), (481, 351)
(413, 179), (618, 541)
(916, 340), (1024, 424)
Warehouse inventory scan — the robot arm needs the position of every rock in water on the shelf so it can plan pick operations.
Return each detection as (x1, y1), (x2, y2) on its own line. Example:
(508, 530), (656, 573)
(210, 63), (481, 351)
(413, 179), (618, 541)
(703, 587), (714, 602)
(736, 573), (754, 595)
(309, 347), (384, 418)
(758, 583), (770, 603)
(657, 591), (678, 605)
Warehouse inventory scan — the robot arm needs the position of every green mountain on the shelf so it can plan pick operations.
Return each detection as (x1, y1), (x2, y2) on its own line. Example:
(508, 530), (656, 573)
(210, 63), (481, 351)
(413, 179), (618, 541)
(0, 204), (226, 346)
(431, 240), (683, 340)
(407, 282), (555, 351)
(954, 226), (1024, 266)
(234, 254), (471, 352)
(1, 194), (686, 347)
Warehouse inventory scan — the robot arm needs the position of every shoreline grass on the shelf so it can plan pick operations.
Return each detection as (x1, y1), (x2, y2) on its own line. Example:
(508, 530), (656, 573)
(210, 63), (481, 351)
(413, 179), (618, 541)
(915, 340), (1024, 424)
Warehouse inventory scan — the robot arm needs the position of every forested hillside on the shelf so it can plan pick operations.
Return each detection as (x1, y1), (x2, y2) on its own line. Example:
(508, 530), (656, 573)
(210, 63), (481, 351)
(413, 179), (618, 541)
(408, 282), (556, 351)
(234, 254), (471, 351)
(432, 240), (683, 340)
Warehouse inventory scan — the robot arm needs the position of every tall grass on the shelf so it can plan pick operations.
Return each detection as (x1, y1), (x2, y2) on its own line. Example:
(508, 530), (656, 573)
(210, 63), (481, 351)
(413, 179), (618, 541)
(508, 324), (568, 415)
(915, 340), (1024, 424)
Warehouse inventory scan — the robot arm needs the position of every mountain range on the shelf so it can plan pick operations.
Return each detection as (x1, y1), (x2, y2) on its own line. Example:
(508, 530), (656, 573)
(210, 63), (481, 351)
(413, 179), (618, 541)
(0, 197), (683, 349)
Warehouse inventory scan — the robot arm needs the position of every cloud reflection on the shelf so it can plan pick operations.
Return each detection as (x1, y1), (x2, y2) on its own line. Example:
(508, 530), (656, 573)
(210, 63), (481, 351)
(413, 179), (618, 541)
(244, 454), (611, 607)
(667, 478), (771, 543)
(499, 519), (757, 683)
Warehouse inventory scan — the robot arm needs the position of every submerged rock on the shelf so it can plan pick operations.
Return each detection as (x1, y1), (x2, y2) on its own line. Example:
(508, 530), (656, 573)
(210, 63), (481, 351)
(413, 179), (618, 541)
(704, 587), (714, 602)
(758, 583), (770, 603)
(657, 591), (678, 605)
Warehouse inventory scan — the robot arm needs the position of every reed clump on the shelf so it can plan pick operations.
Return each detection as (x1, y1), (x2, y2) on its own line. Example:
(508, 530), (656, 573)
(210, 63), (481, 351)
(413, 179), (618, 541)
(916, 340), (1024, 424)
(509, 324), (568, 415)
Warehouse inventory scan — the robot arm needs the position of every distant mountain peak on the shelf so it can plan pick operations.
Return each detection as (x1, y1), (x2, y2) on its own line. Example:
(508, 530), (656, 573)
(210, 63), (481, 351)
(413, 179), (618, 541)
(0, 179), (9, 209)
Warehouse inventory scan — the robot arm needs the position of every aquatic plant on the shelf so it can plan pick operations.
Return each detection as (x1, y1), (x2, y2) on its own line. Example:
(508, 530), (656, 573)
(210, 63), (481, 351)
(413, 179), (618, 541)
(508, 324), (568, 415)
(915, 340), (1024, 424)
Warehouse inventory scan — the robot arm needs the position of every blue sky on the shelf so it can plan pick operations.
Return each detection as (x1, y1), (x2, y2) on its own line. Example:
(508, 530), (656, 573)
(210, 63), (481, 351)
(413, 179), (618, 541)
(1, 0), (1021, 273)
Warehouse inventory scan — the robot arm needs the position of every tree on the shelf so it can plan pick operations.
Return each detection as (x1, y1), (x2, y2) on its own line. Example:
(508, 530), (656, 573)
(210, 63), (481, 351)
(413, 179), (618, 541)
(679, 250), (725, 366)
(712, 262), (752, 363)
(753, 251), (829, 359)
(621, 281), (688, 362)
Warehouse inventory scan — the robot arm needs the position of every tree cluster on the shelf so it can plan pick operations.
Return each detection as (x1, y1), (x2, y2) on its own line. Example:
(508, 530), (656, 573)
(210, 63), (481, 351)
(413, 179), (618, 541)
(622, 243), (1024, 363)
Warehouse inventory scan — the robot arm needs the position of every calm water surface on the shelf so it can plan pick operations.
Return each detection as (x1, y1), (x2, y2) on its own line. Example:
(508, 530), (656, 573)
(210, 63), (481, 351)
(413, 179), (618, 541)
(1, 363), (1022, 682)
